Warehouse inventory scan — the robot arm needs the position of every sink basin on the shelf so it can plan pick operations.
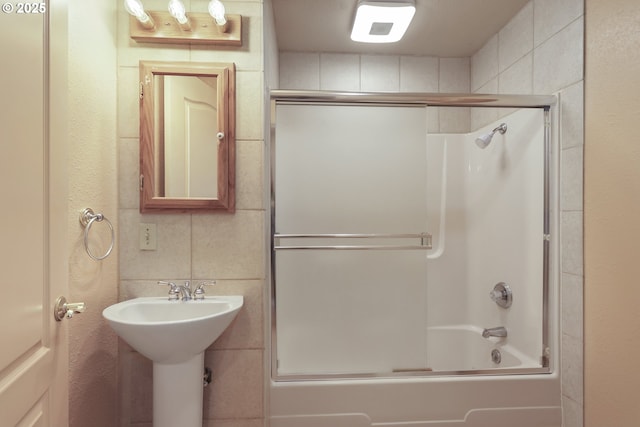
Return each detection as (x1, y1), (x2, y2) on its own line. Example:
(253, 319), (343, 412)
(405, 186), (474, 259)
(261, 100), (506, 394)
(103, 295), (243, 427)
(102, 296), (243, 364)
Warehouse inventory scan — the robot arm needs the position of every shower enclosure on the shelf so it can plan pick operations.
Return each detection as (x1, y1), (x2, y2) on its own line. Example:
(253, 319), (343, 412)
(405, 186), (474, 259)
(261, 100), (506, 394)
(269, 91), (560, 426)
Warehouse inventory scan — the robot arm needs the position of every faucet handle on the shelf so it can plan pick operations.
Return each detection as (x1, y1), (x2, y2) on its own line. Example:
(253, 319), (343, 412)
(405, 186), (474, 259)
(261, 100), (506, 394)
(489, 282), (512, 308)
(193, 281), (216, 300)
(158, 281), (180, 300)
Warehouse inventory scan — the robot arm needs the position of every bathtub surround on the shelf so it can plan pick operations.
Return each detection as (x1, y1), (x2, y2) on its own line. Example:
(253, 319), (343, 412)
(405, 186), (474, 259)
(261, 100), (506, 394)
(117, 0), (267, 426)
(277, 0), (584, 425)
(269, 101), (557, 425)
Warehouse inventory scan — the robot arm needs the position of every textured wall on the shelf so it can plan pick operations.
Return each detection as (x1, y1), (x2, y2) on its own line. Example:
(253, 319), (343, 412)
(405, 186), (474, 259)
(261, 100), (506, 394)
(584, 0), (640, 424)
(116, 1), (266, 426)
(67, 1), (119, 427)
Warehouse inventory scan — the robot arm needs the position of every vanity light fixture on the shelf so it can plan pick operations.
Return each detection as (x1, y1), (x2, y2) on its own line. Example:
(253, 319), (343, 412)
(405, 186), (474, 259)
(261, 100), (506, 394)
(125, 0), (242, 46)
(351, 0), (416, 43)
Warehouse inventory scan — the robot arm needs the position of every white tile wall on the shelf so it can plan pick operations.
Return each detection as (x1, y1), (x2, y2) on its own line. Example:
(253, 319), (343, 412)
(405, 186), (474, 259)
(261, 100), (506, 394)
(361, 55), (400, 91)
(561, 273), (584, 341)
(533, 17), (584, 95)
(561, 146), (584, 212)
(562, 395), (584, 427)
(280, 53), (471, 133)
(534, 0), (585, 47)
(561, 81), (584, 150)
(439, 57), (470, 92)
(499, 2), (534, 73)
(471, 34), (498, 92)
(320, 53), (360, 91)
(561, 211), (583, 277)
(499, 53), (533, 95)
(400, 56), (439, 92)
(280, 52), (319, 90)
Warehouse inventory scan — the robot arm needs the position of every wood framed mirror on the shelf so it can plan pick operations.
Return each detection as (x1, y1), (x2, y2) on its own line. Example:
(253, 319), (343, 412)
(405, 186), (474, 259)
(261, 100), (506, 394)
(139, 60), (235, 213)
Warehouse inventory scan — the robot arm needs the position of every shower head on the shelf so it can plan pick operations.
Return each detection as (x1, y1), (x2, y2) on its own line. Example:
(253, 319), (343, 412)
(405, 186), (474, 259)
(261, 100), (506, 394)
(475, 123), (507, 149)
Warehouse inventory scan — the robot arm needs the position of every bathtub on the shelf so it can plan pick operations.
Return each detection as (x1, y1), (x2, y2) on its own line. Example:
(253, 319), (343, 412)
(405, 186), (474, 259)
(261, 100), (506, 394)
(270, 371), (561, 427)
(427, 325), (541, 372)
(271, 326), (557, 427)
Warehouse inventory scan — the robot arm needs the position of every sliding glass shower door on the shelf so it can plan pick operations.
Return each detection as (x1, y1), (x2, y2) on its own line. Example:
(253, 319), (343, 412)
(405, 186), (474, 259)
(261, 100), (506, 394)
(272, 103), (431, 377)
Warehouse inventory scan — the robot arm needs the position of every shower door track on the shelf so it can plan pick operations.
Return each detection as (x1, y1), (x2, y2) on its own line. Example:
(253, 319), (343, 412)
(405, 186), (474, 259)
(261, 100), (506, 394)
(269, 90), (557, 381)
(271, 90), (556, 108)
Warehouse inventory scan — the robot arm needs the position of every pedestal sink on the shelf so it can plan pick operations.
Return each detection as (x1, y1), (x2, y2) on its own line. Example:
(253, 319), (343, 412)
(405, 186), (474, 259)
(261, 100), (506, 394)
(102, 296), (243, 427)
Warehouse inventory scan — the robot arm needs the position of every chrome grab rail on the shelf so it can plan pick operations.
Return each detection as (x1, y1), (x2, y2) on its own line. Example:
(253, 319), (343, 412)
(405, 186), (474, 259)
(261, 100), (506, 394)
(273, 233), (432, 250)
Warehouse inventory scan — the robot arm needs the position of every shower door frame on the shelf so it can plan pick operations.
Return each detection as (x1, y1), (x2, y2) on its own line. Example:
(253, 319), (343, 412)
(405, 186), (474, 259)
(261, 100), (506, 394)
(269, 90), (557, 381)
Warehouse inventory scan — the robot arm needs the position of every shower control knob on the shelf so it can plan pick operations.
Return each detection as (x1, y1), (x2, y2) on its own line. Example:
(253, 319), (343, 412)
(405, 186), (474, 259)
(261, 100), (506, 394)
(489, 282), (512, 308)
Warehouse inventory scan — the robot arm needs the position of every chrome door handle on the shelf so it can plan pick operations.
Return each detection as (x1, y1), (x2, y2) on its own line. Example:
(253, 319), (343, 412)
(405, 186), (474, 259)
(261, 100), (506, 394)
(54, 296), (86, 321)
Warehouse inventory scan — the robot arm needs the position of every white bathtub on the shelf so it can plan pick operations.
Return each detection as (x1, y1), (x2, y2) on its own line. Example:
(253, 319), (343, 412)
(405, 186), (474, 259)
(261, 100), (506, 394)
(271, 372), (561, 427)
(271, 325), (556, 427)
(427, 325), (541, 372)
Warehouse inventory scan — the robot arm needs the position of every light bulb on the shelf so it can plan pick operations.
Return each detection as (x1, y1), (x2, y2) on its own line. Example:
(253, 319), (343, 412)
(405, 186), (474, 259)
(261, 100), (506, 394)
(208, 0), (227, 26)
(168, 0), (189, 25)
(124, 0), (154, 29)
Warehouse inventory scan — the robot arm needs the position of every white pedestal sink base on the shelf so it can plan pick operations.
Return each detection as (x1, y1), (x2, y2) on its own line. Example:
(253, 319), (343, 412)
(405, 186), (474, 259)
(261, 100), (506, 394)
(153, 353), (205, 427)
(102, 296), (243, 427)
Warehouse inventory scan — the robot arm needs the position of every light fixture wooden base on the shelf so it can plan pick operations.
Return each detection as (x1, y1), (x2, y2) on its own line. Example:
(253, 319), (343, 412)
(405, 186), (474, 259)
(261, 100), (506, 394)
(129, 11), (242, 46)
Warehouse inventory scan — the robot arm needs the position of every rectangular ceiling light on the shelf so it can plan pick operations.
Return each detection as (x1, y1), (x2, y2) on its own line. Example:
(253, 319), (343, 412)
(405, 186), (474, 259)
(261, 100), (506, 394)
(351, 0), (416, 43)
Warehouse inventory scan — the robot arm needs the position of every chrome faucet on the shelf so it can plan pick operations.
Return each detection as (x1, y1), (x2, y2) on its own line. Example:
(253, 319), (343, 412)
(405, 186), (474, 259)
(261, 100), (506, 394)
(179, 281), (192, 301)
(158, 280), (215, 301)
(158, 281), (193, 301)
(482, 326), (507, 338)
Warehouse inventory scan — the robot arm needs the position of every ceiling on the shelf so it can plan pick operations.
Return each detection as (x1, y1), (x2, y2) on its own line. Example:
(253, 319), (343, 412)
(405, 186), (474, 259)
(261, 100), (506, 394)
(271, 0), (530, 57)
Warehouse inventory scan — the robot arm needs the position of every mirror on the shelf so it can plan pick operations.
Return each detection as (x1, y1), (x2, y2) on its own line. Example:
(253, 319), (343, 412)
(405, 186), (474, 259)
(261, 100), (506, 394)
(139, 60), (235, 212)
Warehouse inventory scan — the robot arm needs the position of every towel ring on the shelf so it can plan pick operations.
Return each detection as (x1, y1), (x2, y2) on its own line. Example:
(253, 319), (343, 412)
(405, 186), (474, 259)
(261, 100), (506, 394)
(79, 208), (114, 261)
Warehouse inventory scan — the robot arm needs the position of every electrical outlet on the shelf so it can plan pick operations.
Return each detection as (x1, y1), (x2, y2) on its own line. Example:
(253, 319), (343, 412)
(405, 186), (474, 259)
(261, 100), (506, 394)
(139, 223), (157, 250)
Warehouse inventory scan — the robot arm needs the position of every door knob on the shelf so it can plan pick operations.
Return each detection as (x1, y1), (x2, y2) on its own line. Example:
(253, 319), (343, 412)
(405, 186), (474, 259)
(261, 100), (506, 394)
(54, 296), (86, 321)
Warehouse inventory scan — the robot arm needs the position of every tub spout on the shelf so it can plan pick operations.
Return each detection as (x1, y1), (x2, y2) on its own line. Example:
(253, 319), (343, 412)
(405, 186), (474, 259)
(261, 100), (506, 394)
(482, 326), (507, 338)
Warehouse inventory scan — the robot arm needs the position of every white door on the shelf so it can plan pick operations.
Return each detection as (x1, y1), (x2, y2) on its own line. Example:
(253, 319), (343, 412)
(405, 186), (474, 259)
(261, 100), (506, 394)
(0, 1), (69, 425)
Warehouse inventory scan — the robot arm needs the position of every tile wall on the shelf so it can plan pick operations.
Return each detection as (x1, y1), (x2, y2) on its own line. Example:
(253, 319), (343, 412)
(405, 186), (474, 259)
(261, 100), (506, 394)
(116, 0), (266, 426)
(280, 52), (471, 133)
(278, 1), (584, 426)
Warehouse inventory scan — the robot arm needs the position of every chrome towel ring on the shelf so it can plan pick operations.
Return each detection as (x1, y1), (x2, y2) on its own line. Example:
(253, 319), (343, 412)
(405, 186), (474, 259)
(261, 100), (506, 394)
(79, 208), (114, 261)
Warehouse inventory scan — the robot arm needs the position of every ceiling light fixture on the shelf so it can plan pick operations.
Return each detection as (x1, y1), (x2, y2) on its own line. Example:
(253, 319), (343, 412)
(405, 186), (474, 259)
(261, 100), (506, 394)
(351, 0), (416, 43)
